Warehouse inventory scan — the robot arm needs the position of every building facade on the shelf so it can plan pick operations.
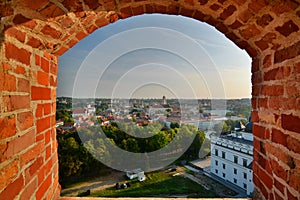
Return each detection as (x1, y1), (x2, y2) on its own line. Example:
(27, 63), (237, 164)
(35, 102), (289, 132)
(211, 130), (254, 196)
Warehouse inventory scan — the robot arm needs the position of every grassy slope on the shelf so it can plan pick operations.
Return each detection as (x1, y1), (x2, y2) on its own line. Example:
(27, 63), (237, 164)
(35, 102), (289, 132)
(90, 172), (218, 198)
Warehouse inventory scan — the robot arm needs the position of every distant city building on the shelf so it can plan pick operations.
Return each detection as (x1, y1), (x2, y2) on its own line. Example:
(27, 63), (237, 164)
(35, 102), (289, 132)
(210, 122), (254, 196)
(162, 95), (167, 105)
(72, 108), (87, 118)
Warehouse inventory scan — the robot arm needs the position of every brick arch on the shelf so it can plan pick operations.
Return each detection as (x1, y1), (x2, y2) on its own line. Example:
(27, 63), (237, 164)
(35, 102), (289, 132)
(0, 1), (299, 200)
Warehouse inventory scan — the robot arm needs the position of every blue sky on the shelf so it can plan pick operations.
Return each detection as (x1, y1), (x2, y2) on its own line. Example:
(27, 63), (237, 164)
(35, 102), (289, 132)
(58, 14), (251, 99)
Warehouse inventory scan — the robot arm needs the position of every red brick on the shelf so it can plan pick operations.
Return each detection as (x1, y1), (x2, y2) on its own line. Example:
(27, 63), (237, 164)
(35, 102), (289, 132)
(167, 5), (179, 15)
(252, 110), (259, 122)
(259, 167), (273, 189)
(0, 175), (24, 200)
(31, 86), (51, 100)
(36, 104), (43, 118)
(14, 66), (26, 75)
(270, 158), (288, 181)
(256, 14), (273, 27)
(264, 66), (291, 81)
(23, 19), (37, 29)
(5, 43), (31, 65)
(155, 5), (167, 14)
(95, 17), (109, 27)
(46, 145), (51, 160)
(258, 98), (268, 109)
(41, 25), (62, 39)
(35, 54), (41, 66)
(275, 20), (299, 37)
(44, 103), (51, 115)
(263, 54), (272, 68)
(210, 4), (220, 11)
(120, 6), (133, 19)
(38, 165), (45, 184)
(239, 9), (253, 23)
(84, 0), (101, 9)
(13, 14), (30, 25)
(50, 75), (57, 87)
(255, 39), (268, 51)
(265, 128), (271, 140)
(20, 142), (44, 166)
(36, 132), (45, 142)
(252, 85), (261, 96)
(266, 143), (290, 165)
(4, 95), (30, 111)
(61, 16), (74, 28)
(248, 0), (267, 13)
(252, 71), (262, 84)
(36, 173), (52, 200)
(27, 37), (42, 48)
(252, 98), (257, 110)
(45, 130), (51, 145)
(274, 178), (285, 194)
(37, 71), (49, 86)
(287, 187), (299, 200)
(240, 24), (261, 40)
(20, 177), (37, 200)
(132, 5), (144, 15)
(2, 63), (12, 70)
(287, 136), (300, 154)
(286, 81), (299, 97)
(17, 111), (34, 131)
(253, 124), (266, 139)
(27, 156), (43, 180)
(269, 98), (299, 110)
(44, 158), (53, 175)
(274, 41), (300, 63)
(0, 116), (16, 139)
(261, 85), (284, 96)
(289, 173), (300, 192)
(281, 114), (300, 133)
(18, 78), (30, 93)
(41, 57), (49, 72)
(50, 62), (58, 75)
(229, 20), (243, 29)
(199, 0), (209, 5)
(5, 27), (26, 42)
(251, 58), (260, 73)
(0, 4), (13, 17)
(0, 71), (16, 91)
(271, 128), (287, 146)
(18, 0), (48, 11)
(75, 31), (88, 40)
(220, 5), (237, 20)
(254, 151), (267, 168)
(0, 160), (19, 192)
(37, 116), (51, 133)
(109, 13), (119, 23)
(53, 45), (69, 56)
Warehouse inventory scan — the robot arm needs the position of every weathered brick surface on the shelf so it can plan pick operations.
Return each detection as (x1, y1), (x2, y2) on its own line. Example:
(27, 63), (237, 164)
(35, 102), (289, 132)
(0, 1), (300, 200)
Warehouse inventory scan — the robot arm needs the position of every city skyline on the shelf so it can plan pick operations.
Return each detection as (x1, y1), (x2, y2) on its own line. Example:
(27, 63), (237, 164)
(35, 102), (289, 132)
(58, 14), (251, 99)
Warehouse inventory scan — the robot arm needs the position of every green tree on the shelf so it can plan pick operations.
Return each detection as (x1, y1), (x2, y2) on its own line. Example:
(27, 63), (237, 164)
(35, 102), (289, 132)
(147, 132), (169, 152)
(213, 121), (231, 134)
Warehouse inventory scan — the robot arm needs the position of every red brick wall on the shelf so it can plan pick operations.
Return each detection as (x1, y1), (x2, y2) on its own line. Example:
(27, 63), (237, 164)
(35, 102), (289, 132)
(0, 0), (299, 199)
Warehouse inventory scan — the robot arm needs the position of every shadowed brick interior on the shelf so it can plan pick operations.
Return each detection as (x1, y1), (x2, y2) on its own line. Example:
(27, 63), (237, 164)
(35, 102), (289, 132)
(0, 0), (299, 199)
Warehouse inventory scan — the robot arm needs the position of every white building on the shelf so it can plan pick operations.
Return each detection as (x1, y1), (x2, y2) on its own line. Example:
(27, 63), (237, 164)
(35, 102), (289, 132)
(210, 128), (254, 196)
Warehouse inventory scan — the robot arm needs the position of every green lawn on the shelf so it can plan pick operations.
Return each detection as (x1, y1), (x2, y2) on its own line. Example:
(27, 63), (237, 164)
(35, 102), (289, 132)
(90, 172), (218, 198)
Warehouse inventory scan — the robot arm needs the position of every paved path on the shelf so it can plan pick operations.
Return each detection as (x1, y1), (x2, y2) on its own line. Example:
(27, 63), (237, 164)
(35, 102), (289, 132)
(181, 173), (211, 190)
(61, 171), (126, 197)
